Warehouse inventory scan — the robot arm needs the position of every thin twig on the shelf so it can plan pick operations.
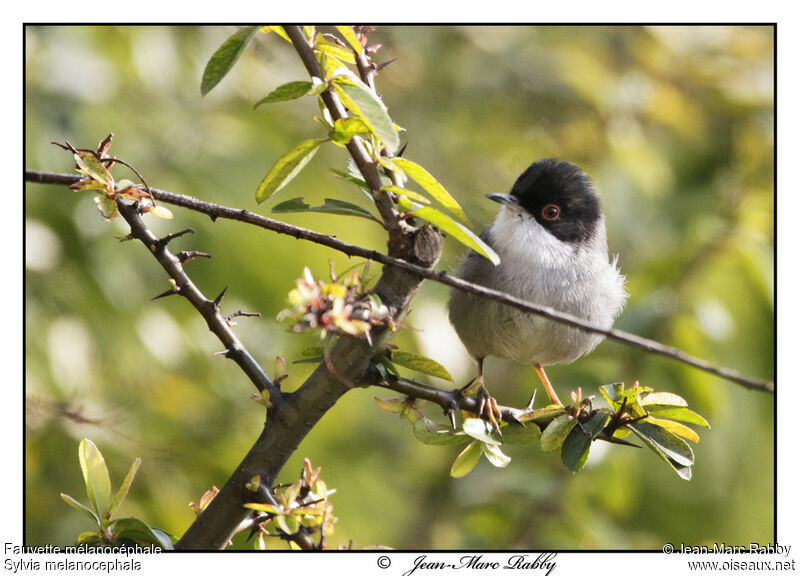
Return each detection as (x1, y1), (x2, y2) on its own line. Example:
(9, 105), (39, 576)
(25, 169), (774, 393)
(111, 197), (284, 407)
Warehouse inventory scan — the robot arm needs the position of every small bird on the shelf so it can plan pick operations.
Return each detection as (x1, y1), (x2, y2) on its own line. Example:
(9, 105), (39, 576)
(448, 159), (627, 430)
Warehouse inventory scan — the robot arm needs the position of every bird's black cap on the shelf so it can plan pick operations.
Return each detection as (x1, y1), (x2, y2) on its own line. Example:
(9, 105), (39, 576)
(508, 158), (602, 245)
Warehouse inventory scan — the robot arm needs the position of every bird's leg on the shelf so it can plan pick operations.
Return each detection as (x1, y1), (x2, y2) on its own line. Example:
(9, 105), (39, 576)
(459, 358), (503, 437)
(534, 364), (563, 407)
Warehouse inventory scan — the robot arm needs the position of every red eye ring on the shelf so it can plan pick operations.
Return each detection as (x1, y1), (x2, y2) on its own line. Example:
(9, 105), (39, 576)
(541, 204), (561, 221)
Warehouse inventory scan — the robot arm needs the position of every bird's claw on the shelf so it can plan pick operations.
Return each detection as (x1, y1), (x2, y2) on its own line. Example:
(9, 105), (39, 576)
(477, 386), (503, 439)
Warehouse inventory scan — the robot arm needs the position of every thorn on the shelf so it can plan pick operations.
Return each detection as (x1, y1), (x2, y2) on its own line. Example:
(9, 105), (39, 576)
(524, 390), (537, 412)
(597, 434), (641, 448)
(375, 56), (398, 71)
(225, 310), (261, 323)
(213, 286), (229, 308)
(157, 228), (195, 248)
(152, 287), (179, 300)
(176, 250), (212, 263)
(445, 407), (456, 432)
(397, 142), (408, 158)
(214, 349), (233, 358)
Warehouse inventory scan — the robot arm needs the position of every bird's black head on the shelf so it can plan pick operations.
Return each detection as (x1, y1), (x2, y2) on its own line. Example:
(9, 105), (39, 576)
(508, 158), (602, 245)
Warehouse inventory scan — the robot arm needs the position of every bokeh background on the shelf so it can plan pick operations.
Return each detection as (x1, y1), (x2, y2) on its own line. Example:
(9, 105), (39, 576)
(24, 26), (774, 549)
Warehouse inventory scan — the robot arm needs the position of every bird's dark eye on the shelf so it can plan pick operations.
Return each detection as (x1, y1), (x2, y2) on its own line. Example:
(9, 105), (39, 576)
(541, 204), (561, 221)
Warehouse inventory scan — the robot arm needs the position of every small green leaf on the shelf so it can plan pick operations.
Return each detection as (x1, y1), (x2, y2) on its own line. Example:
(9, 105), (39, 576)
(79, 438), (112, 519)
(627, 421), (694, 468)
(450, 440), (483, 478)
(644, 406), (710, 428)
(272, 196), (380, 223)
(201, 26), (260, 96)
(317, 42), (356, 64)
(243, 502), (283, 514)
(329, 117), (371, 145)
(646, 416), (701, 443)
(256, 139), (324, 203)
(374, 396), (405, 414)
(498, 422), (542, 445)
(380, 185), (431, 204)
(254, 81), (313, 107)
(598, 382), (626, 407)
(560, 412), (609, 472)
(263, 26), (292, 43)
(331, 168), (369, 190)
(74, 152), (113, 185)
(108, 457), (141, 518)
(94, 196), (119, 221)
(332, 74), (400, 153)
(76, 532), (104, 547)
(389, 350), (453, 382)
(413, 419), (470, 446)
(69, 178), (107, 193)
(540, 414), (578, 452)
(462, 418), (503, 445)
(397, 200), (500, 265)
(392, 158), (470, 224)
(335, 26), (362, 54)
(275, 513), (300, 535)
(640, 391), (687, 407)
(60, 493), (100, 525)
(482, 443), (511, 468)
(111, 517), (174, 549)
(516, 405), (568, 424)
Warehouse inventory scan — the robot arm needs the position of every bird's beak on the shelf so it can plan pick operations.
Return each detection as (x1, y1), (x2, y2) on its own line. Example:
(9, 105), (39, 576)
(486, 193), (519, 208)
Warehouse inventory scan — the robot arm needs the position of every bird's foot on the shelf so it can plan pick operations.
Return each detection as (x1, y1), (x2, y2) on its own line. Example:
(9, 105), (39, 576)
(459, 376), (503, 438)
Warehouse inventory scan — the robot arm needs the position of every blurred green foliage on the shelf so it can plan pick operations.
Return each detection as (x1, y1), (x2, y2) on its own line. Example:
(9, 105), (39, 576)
(25, 25), (774, 549)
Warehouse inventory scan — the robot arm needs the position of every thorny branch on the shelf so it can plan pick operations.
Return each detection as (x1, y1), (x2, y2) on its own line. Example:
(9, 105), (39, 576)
(25, 169), (774, 393)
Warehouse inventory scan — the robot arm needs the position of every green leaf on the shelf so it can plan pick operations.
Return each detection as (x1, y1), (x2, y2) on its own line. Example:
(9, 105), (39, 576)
(396, 198), (500, 265)
(74, 152), (112, 185)
(540, 414), (578, 452)
(375, 396), (405, 414)
(646, 416), (700, 443)
(516, 405), (568, 424)
(560, 412), (609, 472)
(254, 81), (313, 107)
(644, 406), (710, 428)
(380, 185), (431, 204)
(108, 457), (141, 518)
(201, 26), (260, 96)
(598, 382), (626, 407)
(389, 350), (453, 382)
(640, 391), (688, 407)
(317, 42), (356, 64)
(243, 502), (283, 514)
(111, 517), (174, 549)
(482, 443), (511, 468)
(331, 168), (369, 190)
(329, 117), (371, 145)
(256, 139), (324, 203)
(413, 419), (470, 446)
(263, 26), (291, 43)
(628, 421), (694, 469)
(94, 195), (119, 221)
(335, 26), (362, 54)
(60, 493), (100, 525)
(275, 514), (300, 535)
(69, 178), (107, 193)
(76, 532), (104, 547)
(332, 75), (400, 153)
(450, 440), (483, 478)
(498, 422), (542, 445)
(392, 158), (470, 224)
(78, 438), (112, 520)
(272, 196), (380, 223)
(462, 418), (503, 445)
